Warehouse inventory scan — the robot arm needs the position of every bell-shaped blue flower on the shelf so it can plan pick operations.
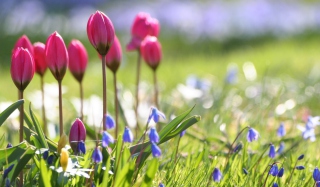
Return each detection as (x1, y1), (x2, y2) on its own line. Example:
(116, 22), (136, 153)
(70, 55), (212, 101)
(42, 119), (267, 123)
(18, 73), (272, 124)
(47, 155), (54, 165)
(243, 168), (248, 175)
(297, 154), (304, 160)
(3, 164), (14, 179)
(92, 147), (103, 163)
(180, 130), (186, 137)
(102, 131), (114, 147)
(272, 182), (278, 187)
(159, 183), (165, 187)
(43, 150), (49, 160)
(105, 114), (115, 129)
(212, 168), (222, 182)
(277, 167), (284, 177)
(295, 166), (305, 170)
(277, 142), (285, 154)
(5, 178), (10, 187)
(78, 140), (86, 154)
(269, 144), (276, 158)
(123, 127), (134, 143)
(151, 142), (162, 158)
(277, 123), (286, 137)
(6, 143), (12, 148)
(148, 107), (166, 123)
(247, 128), (259, 142)
(269, 165), (278, 176)
(317, 181), (320, 187)
(313, 167), (320, 181)
(149, 127), (160, 143)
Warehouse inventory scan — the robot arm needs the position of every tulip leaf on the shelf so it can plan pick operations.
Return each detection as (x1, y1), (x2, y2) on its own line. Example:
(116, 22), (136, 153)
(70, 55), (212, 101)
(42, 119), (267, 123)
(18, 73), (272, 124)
(0, 99), (24, 127)
(141, 158), (159, 187)
(114, 159), (135, 187)
(29, 104), (48, 148)
(114, 134), (123, 175)
(39, 158), (52, 187)
(100, 156), (111, 187)
(24, 109), (35, 131)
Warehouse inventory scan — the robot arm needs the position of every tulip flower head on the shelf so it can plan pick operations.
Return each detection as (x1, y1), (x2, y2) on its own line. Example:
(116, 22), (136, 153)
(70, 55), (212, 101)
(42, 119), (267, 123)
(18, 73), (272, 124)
(11, 47), (35, 91)
(123, 127), (134, 143)
(45, 31), (69, 81)
(105, 35), (122, 73)
(212, 168), (222, 182)
(92, 147), (103, 163)
(13, 35), (34, 57)
(102, 131), (114, 147)
(151, 142), (162, 158)
(69, 118), (86, 154)
(33, 42), (47, 76)
(60, 148), (69, 172)
(148, 107), (166, 123)
(68, 39), (88, 82)
(87, 10), (115, 56)
(247, 128), (259, 142)
(140, 36), (162, 71)
(269, 165), (279, 176)
(105, 114), (115, 129)
(269, 144), (276, 158)
(149, 127), (160, 143)
(277, 123), (286, 137)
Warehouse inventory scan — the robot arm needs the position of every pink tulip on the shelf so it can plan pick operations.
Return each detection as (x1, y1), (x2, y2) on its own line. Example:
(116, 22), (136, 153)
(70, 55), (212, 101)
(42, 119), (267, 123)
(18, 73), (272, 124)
(87, 10), (115, 56)
(13, 35), (34, 57)
(105, 36), (122, 73)
(69, 118), (86, 154)
(33, 42), (47, 76)
(127, 13), (160, 51)
(11, 48), (35, 91)
(45, 31), (69, 81)
(68, 39), (88, 82)
(140, 36), (162, 70)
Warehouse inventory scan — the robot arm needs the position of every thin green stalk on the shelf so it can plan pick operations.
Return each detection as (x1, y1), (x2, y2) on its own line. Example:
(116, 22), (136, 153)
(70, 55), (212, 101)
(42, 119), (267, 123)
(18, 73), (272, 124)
(19, 90), (24, 187)
(80, 81), (84, 121)
(58, 80), (63, 136)
(287, 159), (298, 185)
(174, 136), (181, 164)
(40, 75), (47, 136)
(134, 51), (141, 138)
(113, 140), (124, 187)
(262, 162), (278, 187)
(114, 72), (119, 138)
(153, 69), (159, 109)
(102, 55), (107, 131)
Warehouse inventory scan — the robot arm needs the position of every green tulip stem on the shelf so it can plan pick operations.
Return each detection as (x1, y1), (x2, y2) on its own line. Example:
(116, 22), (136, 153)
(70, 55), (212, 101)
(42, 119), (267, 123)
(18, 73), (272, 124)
(102, 55), (107, 131)
(80, 80), (84, 121)
(40, 75), (47, 136)
(134, 51), (141, 137)
(58, 80), (63, 136)
(18, 89), (24, 187)
(114, 72), (119, 138)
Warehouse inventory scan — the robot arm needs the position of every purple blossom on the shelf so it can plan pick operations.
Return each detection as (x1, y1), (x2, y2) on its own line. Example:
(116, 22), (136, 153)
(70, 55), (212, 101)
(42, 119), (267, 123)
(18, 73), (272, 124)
(212, 167), (223, 182)
(149, 127), (160, 143)
(123, 127), (134, 143)
(247, 128), (259, 142)
(151, 143), (162, 158)
(92, 147), (103, 163)
(148, 107), (166, 123)
(102, 131), (114, 147)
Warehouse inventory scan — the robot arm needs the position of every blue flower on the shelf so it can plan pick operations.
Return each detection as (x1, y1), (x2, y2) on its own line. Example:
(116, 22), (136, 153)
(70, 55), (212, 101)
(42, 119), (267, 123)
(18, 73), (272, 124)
(297, 154), (304, 160)
(180, 130), (186, 137)
(272, 182), (278, 187)
(243, 168), (248, 175)
(212, 168), (223, 182)
(151, 143), (162, 158)
(123, 127), (134, 143)
(277, 167), (284, 177)
(225, 65), (238, 84)
(247, 128), (259, 142)
(269, 144), (276, 158)
(159, 183), (165, 187)
(299, 116), (320, 141)
(313, 167), (320, 182)
(47, 155), (54, 165)
(295, 166), (305, 170)
(105, 114), (115, 129)
(43, 150), (49, 160)
(6, 143), (12, 148)
(102, 131), (114, 147)
(92, 147), (103, 163)
(149, 127), (160, 143)
(148, 107), (166, 123)
(3, 164), (14, 179)
(78, 141), (86, 154)
(277, 142), (285, 154)
(317, 181), (320, 187)
(5, 178), (10, 187)
(269, 165), (278, 176)
(277, 123), (286, 137)
(233, 143), (243, 153)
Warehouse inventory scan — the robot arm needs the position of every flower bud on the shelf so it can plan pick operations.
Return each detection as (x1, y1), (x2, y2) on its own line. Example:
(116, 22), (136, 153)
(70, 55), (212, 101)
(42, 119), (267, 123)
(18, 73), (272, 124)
(45, 31), (69, 81)
(57, 133), (68, 154)
(140, 36), (162, 71)
(11, 47), (35, 91)
(33, 42), (47, 76)
(151, 142), (162, 158)
(105, 35), (122, 73)
(78, 141), (86, 154)
(102, 131), (114, 147)
(149, 127), (159, 143)
(69, 118), (86, 154)
(13, 35), (34, 57)
(92, 147), (103, 163)
(123, 127), (134, 143)
(105, 114), (115, 129)
(60, 148), (69, 172)
(212, 167), (223, 182)
(68, 39), (88, 82)
(87, 10), (115, 56)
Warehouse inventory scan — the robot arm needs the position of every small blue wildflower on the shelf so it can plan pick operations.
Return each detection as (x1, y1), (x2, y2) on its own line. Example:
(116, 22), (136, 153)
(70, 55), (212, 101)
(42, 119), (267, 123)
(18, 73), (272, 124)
(317, 181), (320, 187)
(149, 127), (160, 143)
(105, 114), (115, 129)
(92, 147), (103, 163)
(212, 168), (223, 182)
(148, 107), (166, 123)
(295, 166), (305, 170)
(297, 154), (304, 160)
(269, 165), (279, 176)
(243, 168), (248, 175)
(5, 178), (10, 187)
(78, 141), (86, 154)
(269, 144), (276, 159)
(247, 128), (259, 142)
(277, 167), (284, 177)
(3, 164), (14, 179)
(123, 127), (134, 143)
(225, 65), (238, 84)
(277, 142), (285, 154)
(102, 131), (114, 147)
(180, 130), (186, 137)
(47, 155), (54, 165)
(43, 150), (49, 160)
(272, 182), (278, 187)
(6, 143), (12, 148)
(159, 183), (165, 187)
(151, 143), (162, 158)
(277, 123), (286, 137)
(233, 143), (243, 153)
(313, 167), (320, 182)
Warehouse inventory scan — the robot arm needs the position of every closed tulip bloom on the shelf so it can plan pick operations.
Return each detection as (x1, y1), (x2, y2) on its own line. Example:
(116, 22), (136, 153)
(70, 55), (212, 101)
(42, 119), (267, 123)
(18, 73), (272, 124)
(69, 118), (86, 154)
(269, 144), (276, 158)
(60, 148), (69, 172)
(11, 48), (35, 91)
(212, 168), (222, 182)
(87, 10), (115, 56)
(105, 35), (122, 73)
(68, 39), (88, 82)
(151, 142), (162, 158)
(45, 31), (69, 81)
(140, 36), (162, 70)
(123, 127), (134, 143)
(149, 127), (160, 143)
(92, 147), (103, 163)
(13, 35), (34, 57)
(33, 42), (47, 76)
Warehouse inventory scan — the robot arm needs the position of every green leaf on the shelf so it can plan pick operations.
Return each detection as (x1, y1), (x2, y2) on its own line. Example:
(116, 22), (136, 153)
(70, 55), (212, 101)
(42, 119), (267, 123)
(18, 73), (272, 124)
(114, 134), (123, 175)
(141, 159), (159, 187)
(114, 160), (135, 187)
(29, 104), (48, 148)
(40, 158), (52, 187)
(0, 99), (24, 127)
(100, 156), (111, 187)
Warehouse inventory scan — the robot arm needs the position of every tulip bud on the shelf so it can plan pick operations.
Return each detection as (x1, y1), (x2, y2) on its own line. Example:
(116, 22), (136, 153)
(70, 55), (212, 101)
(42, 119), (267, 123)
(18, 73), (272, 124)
(33, 42), (47, 76)
(13, 35), (34, 57)
(45, 31), (69, 81)
(60, 148), (69, 172)
(68, 39), (88, 82)
(87, 10), (115, 56)
(105, 35), (122, 73)
(69, 118), (86, 154)
(140, 36), (162, 71)
(11, 48), (35, 91)
(57, 133), (68, 154)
